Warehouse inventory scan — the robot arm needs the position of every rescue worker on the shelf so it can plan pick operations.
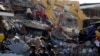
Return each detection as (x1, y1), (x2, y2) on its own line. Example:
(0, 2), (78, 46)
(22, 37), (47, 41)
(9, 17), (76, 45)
(26, 7), (33, 20)
(94, 27), (100, 55)
(59, 14), (64, 25)
(71, 29), (78, 40)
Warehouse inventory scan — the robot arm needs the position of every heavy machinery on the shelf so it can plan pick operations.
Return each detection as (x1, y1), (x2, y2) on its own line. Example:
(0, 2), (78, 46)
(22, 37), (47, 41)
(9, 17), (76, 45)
(41, 0), (87, 29)
(40, 0), (100, 44)
(41, 0), (59, 25)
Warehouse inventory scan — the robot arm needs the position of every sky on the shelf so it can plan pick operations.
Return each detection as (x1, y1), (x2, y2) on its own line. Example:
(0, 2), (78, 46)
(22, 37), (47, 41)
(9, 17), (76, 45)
(78, 0), (100, 4)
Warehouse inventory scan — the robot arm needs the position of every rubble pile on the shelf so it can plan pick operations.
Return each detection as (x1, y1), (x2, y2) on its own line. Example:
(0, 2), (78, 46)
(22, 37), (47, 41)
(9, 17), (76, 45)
(0, 0), (100, 56)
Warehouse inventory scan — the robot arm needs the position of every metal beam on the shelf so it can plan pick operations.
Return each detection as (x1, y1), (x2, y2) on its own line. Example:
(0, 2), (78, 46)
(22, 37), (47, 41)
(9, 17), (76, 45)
(0, 11), (14, 17)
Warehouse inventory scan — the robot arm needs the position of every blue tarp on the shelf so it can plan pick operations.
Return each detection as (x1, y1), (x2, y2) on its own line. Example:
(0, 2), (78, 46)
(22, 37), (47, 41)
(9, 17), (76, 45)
(9, 43), (24, 54)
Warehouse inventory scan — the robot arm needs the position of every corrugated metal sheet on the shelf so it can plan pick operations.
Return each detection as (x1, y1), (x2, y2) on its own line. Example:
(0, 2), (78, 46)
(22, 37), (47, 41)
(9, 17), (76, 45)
(80, 4), (100, 9)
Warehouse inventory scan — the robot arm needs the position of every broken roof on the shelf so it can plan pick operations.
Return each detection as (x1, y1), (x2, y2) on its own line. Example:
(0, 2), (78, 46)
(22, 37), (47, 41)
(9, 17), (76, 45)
(80, 3), (100, 10)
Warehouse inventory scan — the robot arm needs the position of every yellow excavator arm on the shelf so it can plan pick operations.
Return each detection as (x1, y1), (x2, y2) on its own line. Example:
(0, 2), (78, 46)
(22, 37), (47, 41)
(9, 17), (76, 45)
(54, 0), (87, 29)
(41, 0), (59, 25)
(41, 0), (87, 29)
(69, 5), (87, 29)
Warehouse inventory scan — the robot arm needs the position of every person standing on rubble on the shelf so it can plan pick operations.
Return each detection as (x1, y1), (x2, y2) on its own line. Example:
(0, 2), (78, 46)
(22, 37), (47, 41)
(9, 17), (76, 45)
(34, 8), (41, 21)
(79, 29), (88, 44)
(26, 7), (33, 20)
(94, 27), (100, 55)
(95, 27), (100, 41)
(35, 8), (51, 25)
(39, 8), (47, 23)
(71, 29), (78, 41)
(59, 14), (64, 25)
(42, 14), (51, 25)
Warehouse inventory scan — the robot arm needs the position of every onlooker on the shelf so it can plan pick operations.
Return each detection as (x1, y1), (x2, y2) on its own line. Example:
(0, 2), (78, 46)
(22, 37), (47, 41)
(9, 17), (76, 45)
(26, 7), (33, 20)
(94, 38), (100, 55)
(71, 29), (78, 40)
(59, 14), (64, 24)
(94, 27), (100, 55)
(79, 29), (87, 44)
(95, 27), (100, 41)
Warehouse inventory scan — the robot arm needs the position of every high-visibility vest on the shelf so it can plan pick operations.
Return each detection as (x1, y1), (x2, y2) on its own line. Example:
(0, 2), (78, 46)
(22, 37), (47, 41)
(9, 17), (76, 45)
(0, 33), (5, 41)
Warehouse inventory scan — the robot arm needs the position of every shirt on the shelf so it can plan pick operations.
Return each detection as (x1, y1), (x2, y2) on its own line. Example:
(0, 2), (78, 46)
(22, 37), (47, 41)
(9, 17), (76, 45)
(26, 8), (32, 14)
(94, 40), (100, 47)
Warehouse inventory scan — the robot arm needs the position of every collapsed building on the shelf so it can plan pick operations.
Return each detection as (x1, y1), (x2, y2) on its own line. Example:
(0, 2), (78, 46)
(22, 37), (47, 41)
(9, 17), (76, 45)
(0, 0), (99, 56)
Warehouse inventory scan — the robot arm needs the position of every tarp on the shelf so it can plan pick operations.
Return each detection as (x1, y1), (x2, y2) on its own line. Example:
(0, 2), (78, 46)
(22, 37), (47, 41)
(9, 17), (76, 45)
(9, 43), (24, 54)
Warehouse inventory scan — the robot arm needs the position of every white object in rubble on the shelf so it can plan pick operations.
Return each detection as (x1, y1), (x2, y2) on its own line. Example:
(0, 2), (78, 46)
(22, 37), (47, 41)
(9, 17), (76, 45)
(67, 43), (71, 47)
(3, 20), (11, 30)
(94, 40), (100, 47)
(23, 44), (30, 51)
(0, 5), (5, 10)
(64, 5), (70, 11)
(71, 43), (77, 48)
(67, 48), (70, 50)
(14, 36), (20, 39)
(88, 48), (93, 53)
(54, 45), (58, 47)
(82, 49), (87, 53)
(41, 24), (49, 27)
(51, 49), (54, 51)
(85, 41), (91, 46)
(45, 51), (48, 54)
(26, 8), (32, 14)
(40, 50), (43, 53)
